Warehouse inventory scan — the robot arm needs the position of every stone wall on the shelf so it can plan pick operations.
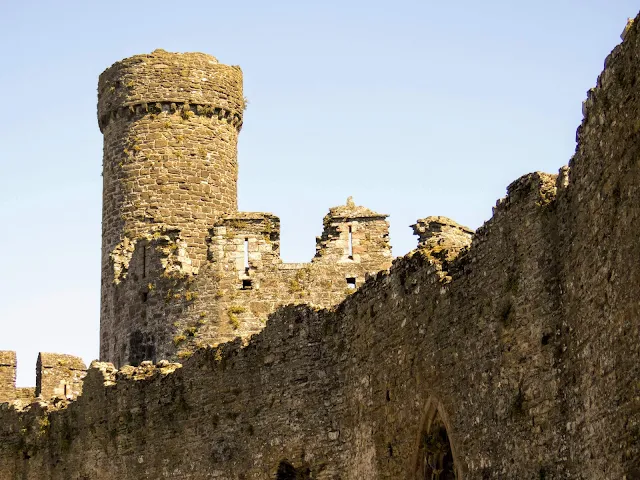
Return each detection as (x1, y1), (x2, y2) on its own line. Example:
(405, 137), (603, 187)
(0, 352), (16, 404)
(103, 197), (392, 367)
(3, 14), (640, 479)
(36, 354), (87, 401)
(98, 51), (392, 368)
(0, 178), (581, 478)
(557, 14), (640, 476)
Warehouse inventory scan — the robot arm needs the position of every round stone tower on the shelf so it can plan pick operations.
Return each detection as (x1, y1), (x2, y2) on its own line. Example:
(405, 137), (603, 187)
(98, 50), (244, 364)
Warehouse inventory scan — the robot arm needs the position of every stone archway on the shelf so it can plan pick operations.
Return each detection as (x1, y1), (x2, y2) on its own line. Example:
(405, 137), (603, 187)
(275, 461), (297, 480)
(275, 460), (310, 480)
(414, 400), (461, 480)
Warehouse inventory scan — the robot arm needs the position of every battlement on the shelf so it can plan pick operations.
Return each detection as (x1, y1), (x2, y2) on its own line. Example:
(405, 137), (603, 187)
(100, 196), (395, 366)
(98, 101), (243, 134)
(209, 212), (282, 273)
(0, 352), (16, 404)
(314, 196), (391, 267)
(0, 351), (86, 406)
(97, 49), (244, 131)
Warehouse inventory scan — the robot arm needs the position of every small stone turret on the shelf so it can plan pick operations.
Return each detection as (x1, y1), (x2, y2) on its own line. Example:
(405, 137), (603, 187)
(314, 197), (391, 269)
(210, 213), (282, 277)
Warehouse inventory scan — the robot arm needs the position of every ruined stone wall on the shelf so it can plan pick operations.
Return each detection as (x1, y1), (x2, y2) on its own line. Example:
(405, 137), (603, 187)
(0, 352), (86, 407)
(0, 306), (347, 479)
(556, 16), (640, 477)
(337, 171), (567, 479)
(98, 51), (393, 368)
(0, 154), (636, 479)
(105, 199), (392, 367)
(4, 15), (640, 479)
(0, 178), (570, 478)
(36, 354), (87, 401)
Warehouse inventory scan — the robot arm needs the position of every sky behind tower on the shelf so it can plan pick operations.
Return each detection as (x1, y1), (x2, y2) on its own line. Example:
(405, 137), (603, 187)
(0, 0), (637, 385)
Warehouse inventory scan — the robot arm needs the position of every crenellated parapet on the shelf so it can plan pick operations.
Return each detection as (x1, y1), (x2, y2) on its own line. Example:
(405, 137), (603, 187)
(36, 353), (86, 401)
(0, 352), (86, 406)
(97, 49), (244, 132)
(98, 101), (243, 134)
(209, 212), (282, 277)
(0, 351), (16, 404)
(99, 195), (395, 367)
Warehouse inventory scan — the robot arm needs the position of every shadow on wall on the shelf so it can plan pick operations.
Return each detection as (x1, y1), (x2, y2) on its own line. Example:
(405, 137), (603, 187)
(275, 459), (311, 479)
(414, 399), (459, 480)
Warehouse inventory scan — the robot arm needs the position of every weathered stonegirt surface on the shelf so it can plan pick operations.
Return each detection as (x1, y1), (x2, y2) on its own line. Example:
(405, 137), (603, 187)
(2, 13), (640, 480)
(96, 50), (392, 368)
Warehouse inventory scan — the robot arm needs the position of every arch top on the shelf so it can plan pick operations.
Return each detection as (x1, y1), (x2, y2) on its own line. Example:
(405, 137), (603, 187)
(413, 398), (463, 480)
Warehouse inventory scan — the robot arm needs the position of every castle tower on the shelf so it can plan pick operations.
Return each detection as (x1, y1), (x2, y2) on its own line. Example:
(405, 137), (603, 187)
(97, 52), (393, 368)
(98, 50), (244, 363)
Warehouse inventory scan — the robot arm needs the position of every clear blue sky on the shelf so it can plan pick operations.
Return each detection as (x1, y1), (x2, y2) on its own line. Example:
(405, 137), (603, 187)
(0, 1), (636, 385)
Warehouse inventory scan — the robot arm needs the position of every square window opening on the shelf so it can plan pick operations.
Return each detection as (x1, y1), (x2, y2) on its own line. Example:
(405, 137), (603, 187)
(346, 277), (357, 289)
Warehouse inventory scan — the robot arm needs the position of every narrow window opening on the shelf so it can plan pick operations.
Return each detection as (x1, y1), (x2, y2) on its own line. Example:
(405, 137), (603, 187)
(141, 291), (148, 303)
(242, 279), (253, 290)
(142, 245), (147, 278)
(63, 384), (68, 398)
(348, 225), (353, 259)
(346, 277), (356, 289)
(244, 238), (250, 271)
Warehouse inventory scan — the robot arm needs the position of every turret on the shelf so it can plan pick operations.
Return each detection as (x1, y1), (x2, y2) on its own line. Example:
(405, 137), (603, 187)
(98, 50), (244, 363)
(209, 213), (282, 286)
(314, 197), (391, 270)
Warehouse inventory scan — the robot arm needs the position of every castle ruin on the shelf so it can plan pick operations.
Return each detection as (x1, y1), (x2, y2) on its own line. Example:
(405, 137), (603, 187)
(95, 50), (393, 367)
(2, 13), (640, 479)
